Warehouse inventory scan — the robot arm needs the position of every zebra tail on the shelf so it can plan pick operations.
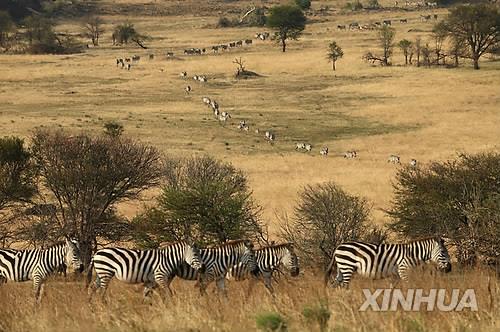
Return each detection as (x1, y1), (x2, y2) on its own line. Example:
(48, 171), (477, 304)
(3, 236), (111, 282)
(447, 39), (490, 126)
(324, 255), (336, 287)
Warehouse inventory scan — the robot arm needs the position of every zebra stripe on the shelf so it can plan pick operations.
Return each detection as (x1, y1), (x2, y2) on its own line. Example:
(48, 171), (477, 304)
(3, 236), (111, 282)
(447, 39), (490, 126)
(325, 237), (452, 287)
(226, 243), (299, 294)
(167, 239), (257, 295)
(88, 241), (204, 300)
(0, 239), (83, 302)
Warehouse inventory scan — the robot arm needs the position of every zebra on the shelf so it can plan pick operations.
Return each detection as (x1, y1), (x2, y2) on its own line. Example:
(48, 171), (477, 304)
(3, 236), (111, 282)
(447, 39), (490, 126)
(166, 240), (257, 296)
(202, 96), (211, 106)
(305, 144), (312, 152)
(180, 71), (187, 78)
(132, 55), (140, 61)
(88, 242), (205, 300)
(325, 237), (451, 287)
(295, 142), (306, 150)
(383, 20), (392, 26)
(388, 154), (401, 164)
(185, 85), (192, 94)
(265, 131), (275, 142)
(226, 243), (299, 295)
(320, 147), (329, 156)
(399, 19), (408, 23)
(0, 239), (83, 302)
(244, 39), (253, 45)
(149, 54), (154, 60)
(410, 159), (417, 167)
(344, 150), (357, 158)
(337, 25), (347, 30)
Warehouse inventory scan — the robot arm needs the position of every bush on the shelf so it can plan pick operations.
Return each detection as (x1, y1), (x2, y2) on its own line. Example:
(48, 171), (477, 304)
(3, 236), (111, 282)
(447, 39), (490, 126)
(242, 7), (267, 27)
(103, 121), (124, 137)
(366, 0), (381, 9)
(256, 312), (287, 332)
(133, 155), (264, 248)
(216, 16), (234, 28)
(388, 152), (500, 266)
(295, 0), (312, 10)
(279, 182), (372, 268)
(344, 1), (363, 11)
(302, 300), (331, 332)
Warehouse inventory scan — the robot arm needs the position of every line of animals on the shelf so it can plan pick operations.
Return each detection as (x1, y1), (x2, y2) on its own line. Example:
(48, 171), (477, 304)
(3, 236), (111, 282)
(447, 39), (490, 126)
(337, 14), (438, 31)
(0, 236), (453, 303)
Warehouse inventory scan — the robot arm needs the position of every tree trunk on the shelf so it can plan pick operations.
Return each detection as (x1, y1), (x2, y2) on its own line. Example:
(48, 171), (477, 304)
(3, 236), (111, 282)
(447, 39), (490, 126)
(332, 61), (336, 71)
(473, 54), (480, 70)
(282, 38), (286, 52)
(404, 54), (408, 65)
(454, 54), (459, 67)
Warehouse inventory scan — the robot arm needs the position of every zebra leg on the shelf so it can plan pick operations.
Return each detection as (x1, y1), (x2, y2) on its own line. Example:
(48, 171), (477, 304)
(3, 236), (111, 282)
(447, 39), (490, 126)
(263, 273), (275, 296)
(337, 268), (354, 288)
(215, 277), (228, 298)
(142, 281), (157, 303)
(397, 264), (409, 282)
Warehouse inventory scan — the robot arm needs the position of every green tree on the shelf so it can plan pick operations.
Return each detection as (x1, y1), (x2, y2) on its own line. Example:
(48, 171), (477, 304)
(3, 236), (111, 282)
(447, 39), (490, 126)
(267, 5), (306, 52)
(326, 41), (343, 71)
(0, 137), (36, 211)
(388, 152), (500, 266)
(398, 39), (413, 65)
(112, 22), (149, 48)
(133, 155), (264, 248)
(442, 4), (500, 70)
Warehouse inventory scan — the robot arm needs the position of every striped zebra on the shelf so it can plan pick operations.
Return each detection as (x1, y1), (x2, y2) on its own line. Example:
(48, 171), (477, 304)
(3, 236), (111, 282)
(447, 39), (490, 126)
(325, 237), (452, 287)
(166, 240), (257, 295)
(226, 243), (299, 295)
(88, 242), (205, 300)
(0, 239), (83, 302)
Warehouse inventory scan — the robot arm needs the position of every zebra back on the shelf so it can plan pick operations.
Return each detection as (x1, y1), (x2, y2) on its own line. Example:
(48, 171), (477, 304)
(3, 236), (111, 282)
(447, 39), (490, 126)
(175, 239), (256, 282)
(227, 243), (299, 280)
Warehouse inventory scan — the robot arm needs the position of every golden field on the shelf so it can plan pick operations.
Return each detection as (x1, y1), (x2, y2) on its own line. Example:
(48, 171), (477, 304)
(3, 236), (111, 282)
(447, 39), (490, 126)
(0, 0), (499, 330)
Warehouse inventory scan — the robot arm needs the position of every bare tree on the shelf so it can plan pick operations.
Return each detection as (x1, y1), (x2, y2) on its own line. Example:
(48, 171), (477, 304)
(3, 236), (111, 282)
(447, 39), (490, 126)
(29, 129), (163, 267)
(415, 37), (422, 67)
(363, 26), (396, 66)
(233, 57), (246, 75)
(83, 15), (104, 47)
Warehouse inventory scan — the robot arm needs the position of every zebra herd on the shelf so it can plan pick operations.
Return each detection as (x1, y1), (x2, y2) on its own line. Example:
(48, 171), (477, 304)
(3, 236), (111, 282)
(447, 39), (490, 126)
(0, 236), (453, 302)
(337, 13), (437, 31)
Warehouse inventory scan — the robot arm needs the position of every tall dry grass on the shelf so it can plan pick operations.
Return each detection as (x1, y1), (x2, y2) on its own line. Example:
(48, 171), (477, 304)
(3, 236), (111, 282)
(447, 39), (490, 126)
(0, 268), (498, 332)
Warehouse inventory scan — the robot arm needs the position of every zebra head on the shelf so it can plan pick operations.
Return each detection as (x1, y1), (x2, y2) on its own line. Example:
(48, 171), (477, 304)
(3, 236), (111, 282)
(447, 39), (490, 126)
(241, 240), (258, 273)
(64, 238), (83, 273)
(430, 237), (452, 273)
(282, 243), (300, 277)
(184, 243), (206, 274)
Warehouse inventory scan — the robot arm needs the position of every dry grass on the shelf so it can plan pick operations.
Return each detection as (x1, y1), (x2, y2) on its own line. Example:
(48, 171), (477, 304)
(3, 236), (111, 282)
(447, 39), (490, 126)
(1, 0), (500, 330)
(0, 268), (498, 332)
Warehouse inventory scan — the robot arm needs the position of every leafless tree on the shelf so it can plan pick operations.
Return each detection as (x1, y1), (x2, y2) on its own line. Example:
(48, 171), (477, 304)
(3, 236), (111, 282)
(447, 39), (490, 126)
(83, 15), (104, 47)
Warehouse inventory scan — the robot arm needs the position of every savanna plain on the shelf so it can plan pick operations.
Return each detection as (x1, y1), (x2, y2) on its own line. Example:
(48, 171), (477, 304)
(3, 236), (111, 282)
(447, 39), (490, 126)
(0, 0), (499, 331)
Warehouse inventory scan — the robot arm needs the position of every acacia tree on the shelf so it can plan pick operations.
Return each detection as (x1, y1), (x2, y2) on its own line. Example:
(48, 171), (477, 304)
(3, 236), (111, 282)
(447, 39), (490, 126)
(398, 39), (413, 65)
(30, 130), (163, 267)
(326, 41), (343, 71)
(133, 155), (264, 248)
(112, 22), (149, 48)
(443, 4), (500, 69)
(267, 5), (306, 52)
(83, 15), (104, 46)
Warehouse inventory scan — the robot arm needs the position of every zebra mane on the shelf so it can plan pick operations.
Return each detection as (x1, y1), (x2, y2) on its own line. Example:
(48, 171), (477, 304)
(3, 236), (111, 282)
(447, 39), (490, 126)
(258, 243), (293, 251)
(206, 239), (250, 249)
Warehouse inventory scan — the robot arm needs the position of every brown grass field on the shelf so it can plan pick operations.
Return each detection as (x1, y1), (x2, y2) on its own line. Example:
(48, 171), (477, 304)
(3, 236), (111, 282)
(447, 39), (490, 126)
(0, 0), (499, 330)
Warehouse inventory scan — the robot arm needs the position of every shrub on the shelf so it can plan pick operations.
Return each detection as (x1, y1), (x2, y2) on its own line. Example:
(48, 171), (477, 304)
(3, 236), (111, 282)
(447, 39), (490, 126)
(302, 300), (331, 332)
(366, 0), (381, 9)
(279, 181), (372, 268)
(344, 1), (363, 11)
(133, 155), (264, 248)
(217, 16), (234, 28)
(295, 0), (312, 10)
(103, 121), (124, 137)
(256, 312), (287, 332)
(388, 152), (500, 266)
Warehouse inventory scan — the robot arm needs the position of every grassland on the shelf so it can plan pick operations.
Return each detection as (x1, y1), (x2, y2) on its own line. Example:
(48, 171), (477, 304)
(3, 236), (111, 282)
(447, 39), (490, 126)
(0, 0), (499, 330)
